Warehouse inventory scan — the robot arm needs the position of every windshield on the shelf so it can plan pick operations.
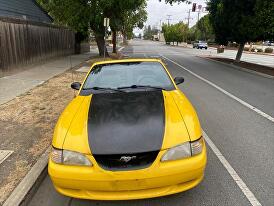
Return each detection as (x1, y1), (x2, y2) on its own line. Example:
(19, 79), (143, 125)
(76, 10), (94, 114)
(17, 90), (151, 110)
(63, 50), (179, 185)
(81, 61), (175, 93)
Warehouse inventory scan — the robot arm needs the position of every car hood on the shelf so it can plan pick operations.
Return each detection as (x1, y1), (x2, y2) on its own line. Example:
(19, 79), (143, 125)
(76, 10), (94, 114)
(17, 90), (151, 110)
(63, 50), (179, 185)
(61, 90), (192, 155)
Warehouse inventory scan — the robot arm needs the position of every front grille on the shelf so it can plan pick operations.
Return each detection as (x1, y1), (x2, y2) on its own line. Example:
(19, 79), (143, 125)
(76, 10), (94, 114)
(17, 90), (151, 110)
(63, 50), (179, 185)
(94, 151), (159, 171)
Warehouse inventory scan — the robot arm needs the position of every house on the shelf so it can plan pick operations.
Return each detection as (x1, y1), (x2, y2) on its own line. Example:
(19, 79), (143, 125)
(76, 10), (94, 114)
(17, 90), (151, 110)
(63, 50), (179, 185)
(0, 0), (52, 23)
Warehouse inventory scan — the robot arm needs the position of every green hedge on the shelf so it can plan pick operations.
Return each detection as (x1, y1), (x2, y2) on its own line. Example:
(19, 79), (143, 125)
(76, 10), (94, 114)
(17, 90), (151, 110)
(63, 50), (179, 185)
(265, 47), (273, 53)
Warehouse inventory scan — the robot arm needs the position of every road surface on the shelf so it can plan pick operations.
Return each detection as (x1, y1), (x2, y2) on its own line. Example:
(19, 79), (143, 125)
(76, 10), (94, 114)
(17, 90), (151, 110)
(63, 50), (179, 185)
(28, 40), (274, 206)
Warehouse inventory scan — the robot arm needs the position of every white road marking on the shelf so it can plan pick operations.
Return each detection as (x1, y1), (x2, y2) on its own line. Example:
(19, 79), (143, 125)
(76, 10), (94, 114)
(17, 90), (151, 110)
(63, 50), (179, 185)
(0, 150), (13, 165)
(203, 131), (262, 206)
(162, 55), (274, 123)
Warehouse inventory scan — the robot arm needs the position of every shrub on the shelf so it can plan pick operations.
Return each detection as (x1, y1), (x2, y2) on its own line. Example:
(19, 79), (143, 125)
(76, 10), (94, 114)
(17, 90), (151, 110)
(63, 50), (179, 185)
(265, 47), (273, 53)
(257, 48), (263, 52)
(251, 48), (255, 52)
(244, 47), (249, 51)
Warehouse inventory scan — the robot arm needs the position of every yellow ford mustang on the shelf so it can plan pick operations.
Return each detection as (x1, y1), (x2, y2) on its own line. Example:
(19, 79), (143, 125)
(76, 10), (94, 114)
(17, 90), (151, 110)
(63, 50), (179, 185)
(48, 58), (207, 200)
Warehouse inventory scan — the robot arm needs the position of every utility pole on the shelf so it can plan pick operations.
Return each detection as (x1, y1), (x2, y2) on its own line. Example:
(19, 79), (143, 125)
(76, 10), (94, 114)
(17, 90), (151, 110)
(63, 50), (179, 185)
(159, 20), (162, 31)
(197, 4), (202, 22)
(185, 9), (193, 28)
(167, 15), (172, 25)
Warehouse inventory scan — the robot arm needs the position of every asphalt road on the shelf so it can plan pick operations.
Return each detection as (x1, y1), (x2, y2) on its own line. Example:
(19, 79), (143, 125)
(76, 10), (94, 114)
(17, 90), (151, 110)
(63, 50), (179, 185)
(28, 40), (274, 206)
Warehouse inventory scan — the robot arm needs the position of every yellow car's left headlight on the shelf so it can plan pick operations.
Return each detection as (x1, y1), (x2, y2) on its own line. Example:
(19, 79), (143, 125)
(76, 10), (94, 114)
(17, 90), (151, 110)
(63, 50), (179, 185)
(161, 137), (204, 162)
(51, 147), (92, 166)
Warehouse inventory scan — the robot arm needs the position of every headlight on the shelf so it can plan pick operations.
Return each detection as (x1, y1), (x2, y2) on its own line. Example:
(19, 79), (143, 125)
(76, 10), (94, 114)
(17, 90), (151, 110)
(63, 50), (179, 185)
(161, 137), (203, 162)
(191, 137), (203, 155)
(51, 147), (92, 166)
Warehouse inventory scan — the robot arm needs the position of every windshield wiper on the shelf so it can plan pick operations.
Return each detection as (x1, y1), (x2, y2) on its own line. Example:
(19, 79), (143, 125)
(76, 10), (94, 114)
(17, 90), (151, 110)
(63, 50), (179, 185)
(83, 86), (125, 93)
(118, 85), (165, 90)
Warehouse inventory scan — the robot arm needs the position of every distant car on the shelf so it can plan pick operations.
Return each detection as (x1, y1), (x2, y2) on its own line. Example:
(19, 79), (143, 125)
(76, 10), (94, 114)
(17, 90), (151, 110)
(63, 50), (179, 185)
(193, 41), (208, 49)
(48, 58), (207, 200)
(263, 41), (274, 46)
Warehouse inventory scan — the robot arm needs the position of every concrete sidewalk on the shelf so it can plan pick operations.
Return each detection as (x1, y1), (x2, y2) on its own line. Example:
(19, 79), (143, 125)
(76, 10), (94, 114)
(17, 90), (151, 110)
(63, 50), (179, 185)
(0, 51), (97, 105)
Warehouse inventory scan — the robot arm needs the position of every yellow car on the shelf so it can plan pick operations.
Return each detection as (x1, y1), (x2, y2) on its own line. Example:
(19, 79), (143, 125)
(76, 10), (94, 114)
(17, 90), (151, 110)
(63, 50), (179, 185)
(48, 58), (207, 200)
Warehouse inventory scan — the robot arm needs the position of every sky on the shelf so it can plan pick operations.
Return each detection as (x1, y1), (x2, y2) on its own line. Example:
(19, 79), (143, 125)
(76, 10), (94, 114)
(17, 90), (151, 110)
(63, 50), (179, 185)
(134, 0), (208, 34)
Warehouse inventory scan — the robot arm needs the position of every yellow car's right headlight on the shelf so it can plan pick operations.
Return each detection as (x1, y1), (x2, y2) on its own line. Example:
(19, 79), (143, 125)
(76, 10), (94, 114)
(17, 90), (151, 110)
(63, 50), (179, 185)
(161, 137), (203, 162)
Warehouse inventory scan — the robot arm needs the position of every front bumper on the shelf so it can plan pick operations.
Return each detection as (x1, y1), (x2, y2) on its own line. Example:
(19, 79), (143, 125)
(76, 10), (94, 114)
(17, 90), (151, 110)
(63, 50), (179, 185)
(48, 144), (207, 200)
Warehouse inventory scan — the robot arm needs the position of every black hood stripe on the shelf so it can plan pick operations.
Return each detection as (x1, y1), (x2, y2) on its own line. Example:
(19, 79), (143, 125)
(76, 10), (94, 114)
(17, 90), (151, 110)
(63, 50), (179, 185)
(87, 91), (165, 155)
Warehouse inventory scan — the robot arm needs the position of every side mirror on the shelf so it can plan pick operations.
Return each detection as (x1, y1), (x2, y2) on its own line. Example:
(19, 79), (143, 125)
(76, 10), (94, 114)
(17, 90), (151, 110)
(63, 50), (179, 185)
(174, 77), (184, 85)
(71, 82), (81, 90)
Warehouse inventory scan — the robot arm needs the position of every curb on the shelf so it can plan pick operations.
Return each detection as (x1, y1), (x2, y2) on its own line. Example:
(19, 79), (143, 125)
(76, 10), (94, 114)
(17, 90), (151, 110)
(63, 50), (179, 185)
(3, 147), (50, 206)
(199, 56), (274, 80)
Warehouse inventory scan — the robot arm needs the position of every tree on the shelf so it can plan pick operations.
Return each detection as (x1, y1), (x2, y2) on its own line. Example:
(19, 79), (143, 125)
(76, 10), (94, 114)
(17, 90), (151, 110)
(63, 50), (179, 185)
(208, 0), (274, 62)
(37, 0), (146, 56)
(162, 22), (188, 45)
(120, 1), (147, 44)
(196, 15), (214, 41)
(103, 0), (147, 53)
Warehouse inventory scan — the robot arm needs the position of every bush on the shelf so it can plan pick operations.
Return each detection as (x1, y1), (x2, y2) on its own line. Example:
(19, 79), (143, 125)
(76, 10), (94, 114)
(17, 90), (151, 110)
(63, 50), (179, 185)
(244, 47), (249, 51)
(265, 47), (273, 53)
(257, 48), (263, 52)
(251, 48), (255, 52)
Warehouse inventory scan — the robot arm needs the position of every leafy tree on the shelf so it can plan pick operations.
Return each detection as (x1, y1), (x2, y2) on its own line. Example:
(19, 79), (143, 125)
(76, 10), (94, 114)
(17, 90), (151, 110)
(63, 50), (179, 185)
(208, 0), (274, 62)
(196, 15), (214, 41)
(37, 0), (146, 56)
(120, 1), (147, 44)
(102, 0), (147, 53)
(162, 22), (188, 45)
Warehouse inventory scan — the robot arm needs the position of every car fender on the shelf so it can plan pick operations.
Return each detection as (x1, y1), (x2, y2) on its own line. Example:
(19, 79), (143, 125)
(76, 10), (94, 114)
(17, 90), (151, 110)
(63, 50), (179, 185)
(170, 90), (202, 141)
(52, 96), (86, 149)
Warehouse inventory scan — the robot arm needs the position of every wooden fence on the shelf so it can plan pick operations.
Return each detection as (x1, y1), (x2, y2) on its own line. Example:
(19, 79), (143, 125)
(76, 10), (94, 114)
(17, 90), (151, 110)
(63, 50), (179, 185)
(0, 17), (75, 71)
